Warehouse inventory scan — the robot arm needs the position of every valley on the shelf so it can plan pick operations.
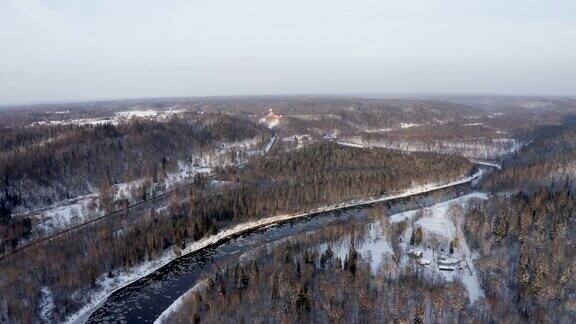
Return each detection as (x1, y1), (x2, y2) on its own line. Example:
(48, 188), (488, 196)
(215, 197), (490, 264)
(1, 96), (576, 323)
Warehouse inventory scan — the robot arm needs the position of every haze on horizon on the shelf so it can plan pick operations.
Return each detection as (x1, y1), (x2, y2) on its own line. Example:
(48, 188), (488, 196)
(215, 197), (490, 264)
(1, 0), (575, 105)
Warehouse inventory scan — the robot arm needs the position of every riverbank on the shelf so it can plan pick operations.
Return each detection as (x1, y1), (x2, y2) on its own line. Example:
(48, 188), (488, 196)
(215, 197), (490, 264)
(68, 169), (483, 323)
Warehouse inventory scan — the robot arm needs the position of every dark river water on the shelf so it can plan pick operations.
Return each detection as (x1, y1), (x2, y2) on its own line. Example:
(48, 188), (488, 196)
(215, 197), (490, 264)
(86, 168), (487, 323)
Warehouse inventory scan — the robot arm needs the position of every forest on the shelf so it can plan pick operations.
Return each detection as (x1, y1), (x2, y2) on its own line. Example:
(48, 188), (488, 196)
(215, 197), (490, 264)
(482, 116), (576, 192)
(1, 96), (576, 323)
(164, 236), (472, 323)
(163, 186), (576, 324)
(0, 140), (472, 323)
(0, 113), (269, 210)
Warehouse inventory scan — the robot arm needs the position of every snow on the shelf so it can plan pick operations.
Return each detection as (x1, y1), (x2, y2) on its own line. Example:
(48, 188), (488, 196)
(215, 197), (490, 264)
(390, 192), (488, 305)
(30, 137), (266, 234)
(164, 164), (212, 188)
(415, 208), (457, 240)
(389, 210), (418, 223)
(115, 110), (158, 118)
(400, 123), (422, 129)
(470, 159), (502, 170)
(336, 141), (366, 148)
(464, 123), (483, 126)
(39, 196), (99, 232)
(419, 258), (431, 265)
(282, 134), (312, 149)
(32, 118), (119, 127)
(39, 287), (55, 322)
(338, 138), (522, 160)
(259, 117), (280, 129)
(31, 109), (187, 128)
(364, 128), (393, 133)
(263, 136), (276, 154)
(67, 172), (482, 323)
(391, 192), (487, 226)
(321, 222), (393, 273)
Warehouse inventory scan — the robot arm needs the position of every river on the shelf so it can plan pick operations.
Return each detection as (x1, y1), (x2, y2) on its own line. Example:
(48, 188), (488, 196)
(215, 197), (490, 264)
(85, 166), (491, 323)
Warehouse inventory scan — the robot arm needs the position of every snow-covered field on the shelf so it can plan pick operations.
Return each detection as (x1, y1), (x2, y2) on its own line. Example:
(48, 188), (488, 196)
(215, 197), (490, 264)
(392, 192), (487, 305)
(37, 194), (99, 233)
(115, 110), (159, 118)
(67, 171), (482, 323)
(31, 109), (185, 127)
(33, 164), (212, 234)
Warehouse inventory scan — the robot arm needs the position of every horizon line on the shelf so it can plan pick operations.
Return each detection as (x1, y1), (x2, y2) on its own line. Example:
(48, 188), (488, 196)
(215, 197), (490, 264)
(1, 91), (575, 108)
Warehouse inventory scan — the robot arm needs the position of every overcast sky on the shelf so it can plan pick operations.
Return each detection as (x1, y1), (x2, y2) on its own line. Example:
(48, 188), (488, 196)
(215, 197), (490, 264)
(1, 0), (575, 104)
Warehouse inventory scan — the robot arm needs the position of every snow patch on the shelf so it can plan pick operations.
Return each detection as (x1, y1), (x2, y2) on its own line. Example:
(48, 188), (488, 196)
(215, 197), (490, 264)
(259, 117), (280, 129)
(320, 222), (393, 273)
(400, 123), (422, 129)
(391, 192), (488, 305)
(115, 110), (158, 118)
(39, 287), (55, 322)
(263, 136), (277, 154)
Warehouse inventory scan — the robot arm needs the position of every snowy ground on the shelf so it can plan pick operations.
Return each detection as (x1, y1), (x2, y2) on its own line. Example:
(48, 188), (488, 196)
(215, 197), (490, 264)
(259, 117), (280, 129)
(320, 222), (393, 273)
(319, 192), (487, 306)
(281, 134), (311, 150)
(31, 109), (185, 127)
(34, 164), (212, 234)
(338, 138), (522, 160)
(39, 287), (55, 322)
(37, 194), (100, 234)
(67, 171), (482, 323)
(391, 192), (488, 305)
(364, 128), (393, 133)
(400, 122), (423, 129)
(470, 159), (502, 170)
(262, 136), (277, 154)
(32, 137), (266, 234)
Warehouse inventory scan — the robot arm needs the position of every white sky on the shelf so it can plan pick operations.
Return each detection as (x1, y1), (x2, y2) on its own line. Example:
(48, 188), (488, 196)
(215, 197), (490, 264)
(1, 0), (575, 104)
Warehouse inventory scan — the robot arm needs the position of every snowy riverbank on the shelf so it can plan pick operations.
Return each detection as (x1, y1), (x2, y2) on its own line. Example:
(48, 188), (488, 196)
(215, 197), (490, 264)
(148, 171), (484, 323)
(67, 169), (483, 323)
